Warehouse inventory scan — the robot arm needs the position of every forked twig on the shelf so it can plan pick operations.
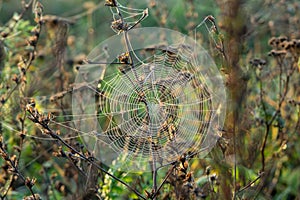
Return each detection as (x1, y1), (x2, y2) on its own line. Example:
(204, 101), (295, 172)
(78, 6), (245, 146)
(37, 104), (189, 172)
(150, 165), (176, 199)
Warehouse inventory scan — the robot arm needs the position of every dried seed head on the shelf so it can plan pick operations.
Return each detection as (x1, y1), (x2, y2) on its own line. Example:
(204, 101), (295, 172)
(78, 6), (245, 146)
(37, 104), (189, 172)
(23, 194), (41, 200)
(20, 131), (26, 140)
(296, 40), (300, 49)
(50, 172), (57, 180)
(268, 49), (287, 57)
(178, 170), (186, 180)
(118, 52), (130, 64)
(33, 2), (44, 23)
(179, 154), (186, 163)
(168, 124), (176, 141)
(205, 166), (211, 175)
(281, 41), (290, 50)
(149, 0), (156, 8)
(27, 35), (38, 46)
(55, 181), (66, 194)
(288, 99), (300, 106)
(105, 0), (117, 7)
(278, 36), (288, 42)
(185, 172), (193, 182)
(183, 160), (189, 170)
(249, 58), (266, 68)
(145, 190), (152, 198)
(207, 15), (215, 22)
(0, 95), (5, 104)
(25, 177), (36, 188)
(31, 27), (40, 37)
(13, 145), (22, 152)
(12, 74), (19, 83)
(0, 149), (9, 161)
(111, 19), (128, 33)
(1, 31), (9, 38)
(210, 174), (217, 182)
(268, 37), (277, 46)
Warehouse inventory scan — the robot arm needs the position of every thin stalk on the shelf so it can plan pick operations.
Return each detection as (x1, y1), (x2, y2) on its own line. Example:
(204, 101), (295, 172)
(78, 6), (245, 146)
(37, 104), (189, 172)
(237, 173), (263, 194)
(0, 145), (37, 200)
(151, 165), (176, 199)
(152, 155), (157, 200)
(27, 110), (146, 200)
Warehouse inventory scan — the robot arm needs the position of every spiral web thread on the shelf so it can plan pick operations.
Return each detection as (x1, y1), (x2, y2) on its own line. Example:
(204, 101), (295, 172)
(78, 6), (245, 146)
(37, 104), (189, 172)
(70, 23), (226, 172)
(99, 48), (211, 157)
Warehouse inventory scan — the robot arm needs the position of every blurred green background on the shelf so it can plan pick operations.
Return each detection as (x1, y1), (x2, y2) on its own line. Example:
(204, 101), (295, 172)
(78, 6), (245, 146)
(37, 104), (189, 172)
(0, 0), (299, 199)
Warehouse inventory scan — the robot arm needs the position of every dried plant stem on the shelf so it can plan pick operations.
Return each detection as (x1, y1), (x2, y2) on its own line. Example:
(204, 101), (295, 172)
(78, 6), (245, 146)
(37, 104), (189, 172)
(232, 117), (237, 200)
(0, 2), (42, 110)
(0, 145), (37, 200)
(237, 172), (264, 194)
(261, 125), (270, 172)
(258, 76), (268, 172)
(111, 0), (148, 87)
(151, 155), (158, 200)
(0, 53), (33, 110)
(0, 2), (42, 199)
(27, 108), (146, 200)
(151, 165), (176, 199)
(260, 64), (296, 172)
(113, 1), (132, 63)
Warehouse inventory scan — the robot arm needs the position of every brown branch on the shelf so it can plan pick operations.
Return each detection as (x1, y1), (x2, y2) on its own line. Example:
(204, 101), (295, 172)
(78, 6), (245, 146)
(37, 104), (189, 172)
(26, 106), (146, 200)
(0, 143), (37, 200)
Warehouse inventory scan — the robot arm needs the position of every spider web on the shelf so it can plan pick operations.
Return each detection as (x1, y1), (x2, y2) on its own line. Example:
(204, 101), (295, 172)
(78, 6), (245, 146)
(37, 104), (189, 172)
(0, 4), (226, 173)
(72, 27), (226, 171)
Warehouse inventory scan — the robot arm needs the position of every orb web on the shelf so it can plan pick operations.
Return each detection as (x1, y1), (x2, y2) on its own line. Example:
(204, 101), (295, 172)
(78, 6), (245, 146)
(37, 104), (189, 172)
(72, 27), (226, 172)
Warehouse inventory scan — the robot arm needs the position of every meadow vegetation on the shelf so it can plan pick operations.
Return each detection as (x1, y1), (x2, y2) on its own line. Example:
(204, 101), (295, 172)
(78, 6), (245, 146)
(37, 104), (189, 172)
(0, 0), (299, 199)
